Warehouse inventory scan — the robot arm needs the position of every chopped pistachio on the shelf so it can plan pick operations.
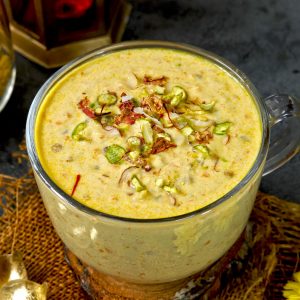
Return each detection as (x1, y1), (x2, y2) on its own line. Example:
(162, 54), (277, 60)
(170, 86), (187, 107)
(155, 178), (164, 187)
(177, 104), (203, 113)
(181, 126), (194, 136)
(89, 101), (99, 110)
(104, 144), (126, 164)
(131, 175), (145, 192)
(127, 136), (141, 149)
(174, 116), (188, 128)
(140, 120), (153, 144)
(115, 123), (130, 131)
(97, 93), (117, 105)
(141, 144), (152, 154)
(200, 101), (216, 111)
(89, 102), (95, 108)
(160, 116), (173, 128)
(189, 151), (198, 159)
(154, 86), (165, 94)
(72, 122), (88, 141)
(131, 98), (140, 107)
(163, 185), (178, 194)
(94, 105), (103, 115)
(173, 86), (186, 96)
(188, 135), (196, 142)
(101, 115), (114, 126)
(193, 145), (210, 157)
(157, 132), (172, 141)
(213, 122), (231, 135)
(128, 150), (140, 161)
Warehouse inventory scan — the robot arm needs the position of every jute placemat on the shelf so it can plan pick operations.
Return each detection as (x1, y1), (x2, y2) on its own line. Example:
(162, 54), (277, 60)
(0, 154), (299, 299)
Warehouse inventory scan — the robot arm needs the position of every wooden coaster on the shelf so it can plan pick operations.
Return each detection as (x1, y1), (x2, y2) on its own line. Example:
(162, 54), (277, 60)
(65, 231), (245, 300)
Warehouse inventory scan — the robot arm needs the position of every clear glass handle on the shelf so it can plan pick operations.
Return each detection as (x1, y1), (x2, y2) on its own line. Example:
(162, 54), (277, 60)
(263, 94), (300, 176)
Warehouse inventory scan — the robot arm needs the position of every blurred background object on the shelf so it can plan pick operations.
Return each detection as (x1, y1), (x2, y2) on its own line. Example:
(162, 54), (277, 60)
(0, 0), (15, 112)
(5, 0), (131, 68)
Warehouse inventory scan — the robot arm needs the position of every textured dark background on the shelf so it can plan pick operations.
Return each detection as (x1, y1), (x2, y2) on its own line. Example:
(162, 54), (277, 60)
(0, 0), (299, 202)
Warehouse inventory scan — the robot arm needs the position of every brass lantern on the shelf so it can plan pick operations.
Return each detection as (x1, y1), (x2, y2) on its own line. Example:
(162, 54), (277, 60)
(5, 0), (131, 68)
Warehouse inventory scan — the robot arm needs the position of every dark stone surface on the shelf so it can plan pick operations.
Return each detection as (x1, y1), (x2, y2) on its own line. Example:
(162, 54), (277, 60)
(0, 0), (299, 202)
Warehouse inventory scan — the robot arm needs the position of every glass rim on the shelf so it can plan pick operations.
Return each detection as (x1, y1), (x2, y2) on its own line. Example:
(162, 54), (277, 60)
(26, 40), (270, 224)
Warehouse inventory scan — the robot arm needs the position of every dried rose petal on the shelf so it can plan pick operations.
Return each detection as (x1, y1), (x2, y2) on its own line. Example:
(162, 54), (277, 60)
(143, 75), (167, 86)
(119, 100), (135, 112)
(115, 101), (144, 125)
(150, 137), (176, 154)
(78, 97), (96, 119)
(141, 95), (164, 115)
(195, 130), (213, 144)
(152, 124), (165, 133)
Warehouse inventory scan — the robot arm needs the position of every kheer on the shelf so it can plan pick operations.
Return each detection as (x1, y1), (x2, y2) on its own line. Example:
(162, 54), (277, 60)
(35, 48), (262, 219)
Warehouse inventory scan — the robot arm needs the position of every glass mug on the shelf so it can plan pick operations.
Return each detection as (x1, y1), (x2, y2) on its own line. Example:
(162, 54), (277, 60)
(26, 41), (300, 285)
(0, 0), (15, 112)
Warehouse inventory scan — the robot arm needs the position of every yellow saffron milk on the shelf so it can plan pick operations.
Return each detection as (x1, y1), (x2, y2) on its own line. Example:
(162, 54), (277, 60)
(35, 48), (262, 219)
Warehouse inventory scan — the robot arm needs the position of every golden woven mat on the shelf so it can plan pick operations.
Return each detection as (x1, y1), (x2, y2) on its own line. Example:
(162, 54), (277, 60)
(0, 169), (299, 299)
